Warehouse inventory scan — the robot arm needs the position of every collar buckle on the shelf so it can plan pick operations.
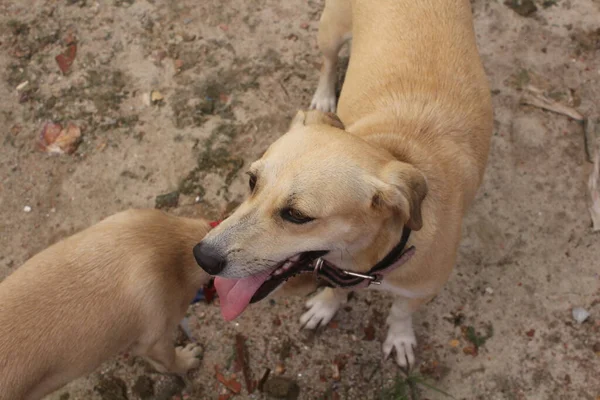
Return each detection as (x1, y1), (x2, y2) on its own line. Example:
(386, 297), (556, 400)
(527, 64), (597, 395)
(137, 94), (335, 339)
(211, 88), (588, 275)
(311, 226), (413, 289)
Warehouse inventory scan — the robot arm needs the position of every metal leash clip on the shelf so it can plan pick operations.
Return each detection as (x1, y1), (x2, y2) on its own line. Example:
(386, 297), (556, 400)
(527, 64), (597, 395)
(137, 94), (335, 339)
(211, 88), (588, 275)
(341, 270), (382, 284)
(313, 257), (382, 286)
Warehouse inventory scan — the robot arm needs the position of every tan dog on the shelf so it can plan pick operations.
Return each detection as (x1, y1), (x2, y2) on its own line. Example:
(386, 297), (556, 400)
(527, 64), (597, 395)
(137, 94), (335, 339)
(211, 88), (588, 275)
(0, 209), (211, 400)
(193, 0), (492, 368)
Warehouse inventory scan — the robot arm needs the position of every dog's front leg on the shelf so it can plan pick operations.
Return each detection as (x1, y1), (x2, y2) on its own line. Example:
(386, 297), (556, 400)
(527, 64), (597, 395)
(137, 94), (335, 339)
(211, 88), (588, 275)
(383, 295), (432, 369)
(140, 332), (203, 375)
(300, 287), (348, 329)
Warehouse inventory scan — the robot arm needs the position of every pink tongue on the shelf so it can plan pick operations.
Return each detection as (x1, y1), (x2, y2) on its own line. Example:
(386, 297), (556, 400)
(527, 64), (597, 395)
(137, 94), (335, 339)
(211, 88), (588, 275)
(214, 271), (272, 321)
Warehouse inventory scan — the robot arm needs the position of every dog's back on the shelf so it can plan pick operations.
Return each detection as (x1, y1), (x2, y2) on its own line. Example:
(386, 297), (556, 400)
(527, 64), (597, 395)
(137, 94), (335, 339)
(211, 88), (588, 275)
(339, 0), (492, 206)
(0, 209), (209, 400)
(341, 0), (491, 129)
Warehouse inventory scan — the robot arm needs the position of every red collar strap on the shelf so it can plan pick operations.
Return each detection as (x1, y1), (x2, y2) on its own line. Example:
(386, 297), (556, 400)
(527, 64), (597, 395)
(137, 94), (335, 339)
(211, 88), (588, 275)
(209, 220), (222, 228)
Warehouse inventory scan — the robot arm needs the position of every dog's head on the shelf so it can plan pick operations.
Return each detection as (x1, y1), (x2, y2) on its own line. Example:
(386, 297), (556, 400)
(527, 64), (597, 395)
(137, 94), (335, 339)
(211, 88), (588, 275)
(194, 110), (427, 320)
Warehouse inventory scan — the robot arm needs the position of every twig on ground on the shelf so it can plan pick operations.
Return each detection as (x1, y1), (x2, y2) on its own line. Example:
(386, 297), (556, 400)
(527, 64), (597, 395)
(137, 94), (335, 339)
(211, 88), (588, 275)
(588, 142), (600, 231)
(235, 334), (255, 394)
(520, 85), (584, 121)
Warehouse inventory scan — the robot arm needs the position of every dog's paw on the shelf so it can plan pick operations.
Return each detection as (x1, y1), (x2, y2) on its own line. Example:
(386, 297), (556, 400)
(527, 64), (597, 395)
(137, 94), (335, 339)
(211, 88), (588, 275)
(382, 326), (417, 369)
(300, 288), (345, 329)
(310, 88), (337, 113)
(175, 343), (203, 372)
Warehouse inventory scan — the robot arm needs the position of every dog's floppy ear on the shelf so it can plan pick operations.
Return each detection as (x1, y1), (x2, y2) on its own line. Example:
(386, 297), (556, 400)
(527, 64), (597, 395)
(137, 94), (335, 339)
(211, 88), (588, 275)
(290, 110), (345, 130)
(370, 161), (428, 230)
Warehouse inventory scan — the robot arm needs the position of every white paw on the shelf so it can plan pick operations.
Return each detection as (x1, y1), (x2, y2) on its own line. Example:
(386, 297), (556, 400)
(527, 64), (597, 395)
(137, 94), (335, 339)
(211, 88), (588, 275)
(382, 326), (417, 369)
(299, 288), (345, 329)
(175, 343), (202, 371)
(310, 88), (337, 113)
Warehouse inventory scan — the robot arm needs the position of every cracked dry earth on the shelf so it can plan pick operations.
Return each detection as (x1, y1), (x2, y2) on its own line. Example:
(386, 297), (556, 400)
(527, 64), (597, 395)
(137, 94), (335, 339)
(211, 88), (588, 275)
(1, 0), (599, 399)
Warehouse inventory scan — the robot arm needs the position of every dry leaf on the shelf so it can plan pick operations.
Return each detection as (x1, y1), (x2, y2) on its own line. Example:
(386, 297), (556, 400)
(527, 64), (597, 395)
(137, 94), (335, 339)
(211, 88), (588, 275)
(39, 122), (81, 155)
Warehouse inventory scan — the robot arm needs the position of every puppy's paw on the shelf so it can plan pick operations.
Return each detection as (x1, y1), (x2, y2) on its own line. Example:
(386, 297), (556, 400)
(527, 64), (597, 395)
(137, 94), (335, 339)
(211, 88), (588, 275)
(175, 343), (203, 372)
(300, 288), (346, 329)
(382, 325), (417, 369)
(310, 88), (337, 113)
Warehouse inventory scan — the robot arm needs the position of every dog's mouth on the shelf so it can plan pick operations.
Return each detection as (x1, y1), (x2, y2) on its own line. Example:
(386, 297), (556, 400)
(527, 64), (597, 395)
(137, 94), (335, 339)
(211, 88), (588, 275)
(214, 250), (327, 321)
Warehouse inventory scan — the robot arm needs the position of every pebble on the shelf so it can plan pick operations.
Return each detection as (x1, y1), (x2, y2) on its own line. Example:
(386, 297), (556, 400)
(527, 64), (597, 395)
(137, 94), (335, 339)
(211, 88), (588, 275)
(23, 206), (32, 213)
(16, 81), (29, 91)
(151, 90), (164, 104)
(572, 307), (590, 324)
(132, 376), (154, 400)
(485, 287), (494, 294)
(262, 376), (300, 400)
(155, 191), (180, 209)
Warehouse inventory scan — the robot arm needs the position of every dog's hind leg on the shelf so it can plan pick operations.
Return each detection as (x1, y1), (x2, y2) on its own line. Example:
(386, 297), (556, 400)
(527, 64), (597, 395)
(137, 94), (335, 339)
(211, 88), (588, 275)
(310, 0), (352, 113)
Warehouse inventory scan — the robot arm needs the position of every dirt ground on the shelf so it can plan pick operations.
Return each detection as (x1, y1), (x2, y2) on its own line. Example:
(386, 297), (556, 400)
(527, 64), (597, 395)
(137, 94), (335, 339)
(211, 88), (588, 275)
(1, 0), (600, 399)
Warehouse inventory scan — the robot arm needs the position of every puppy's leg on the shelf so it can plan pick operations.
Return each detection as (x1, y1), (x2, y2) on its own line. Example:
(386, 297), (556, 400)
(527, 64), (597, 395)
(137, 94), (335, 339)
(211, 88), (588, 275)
(142, 335), (202, 375)
(382, 295), (433, 369)
(310, 0), (352, 112)
(300, 287), (348, 329)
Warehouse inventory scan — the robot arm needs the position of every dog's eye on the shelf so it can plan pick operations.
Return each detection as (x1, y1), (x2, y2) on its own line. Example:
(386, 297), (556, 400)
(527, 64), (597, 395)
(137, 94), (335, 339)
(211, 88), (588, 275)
(247, 172), (257, 192)
(281, 208), (314, 224)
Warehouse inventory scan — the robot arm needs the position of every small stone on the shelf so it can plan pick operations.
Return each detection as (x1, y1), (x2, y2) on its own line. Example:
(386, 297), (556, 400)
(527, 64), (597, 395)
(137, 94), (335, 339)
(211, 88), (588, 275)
(16, 81), (29, 91)
(504, 0), (538, 17)
(152, 50), (167, 63)
(151, 90), (164, 104)
(485, 287), (494, 294)
(94, 375), (128, 400)
(154, 375), (185, 400)
(332, 363), (340, 381)
(275, 363), (286, 375)
(23, 206), (32, 213)
(132, 376), (154, 400)
(155, 191), (180, 209)
(526, 329), (535, 337)
(262, 377), (300, 400)
(300, 22), (309, 30)
(572, 307), (590, 324)
(449, 339), (460, 348)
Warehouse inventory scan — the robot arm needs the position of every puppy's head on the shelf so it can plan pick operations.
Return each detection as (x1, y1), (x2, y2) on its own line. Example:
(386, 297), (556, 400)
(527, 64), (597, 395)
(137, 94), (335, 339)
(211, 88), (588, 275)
(194, 110), (427, 320)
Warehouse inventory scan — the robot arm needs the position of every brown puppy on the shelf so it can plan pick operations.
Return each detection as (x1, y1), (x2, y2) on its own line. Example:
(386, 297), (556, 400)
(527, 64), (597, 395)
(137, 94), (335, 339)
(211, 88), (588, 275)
(194, 0), (492, 368)
(0, 209), (211, 400)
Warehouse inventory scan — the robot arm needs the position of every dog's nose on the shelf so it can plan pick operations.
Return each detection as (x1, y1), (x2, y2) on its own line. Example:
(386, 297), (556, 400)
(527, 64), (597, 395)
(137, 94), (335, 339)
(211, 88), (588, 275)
(193, 242), (227, 275)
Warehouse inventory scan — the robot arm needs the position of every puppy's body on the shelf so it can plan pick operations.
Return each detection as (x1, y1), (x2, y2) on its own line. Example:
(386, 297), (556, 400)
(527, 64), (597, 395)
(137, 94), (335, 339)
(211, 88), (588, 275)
(0, 209), (210, 400)
(195, 0), (492, 368)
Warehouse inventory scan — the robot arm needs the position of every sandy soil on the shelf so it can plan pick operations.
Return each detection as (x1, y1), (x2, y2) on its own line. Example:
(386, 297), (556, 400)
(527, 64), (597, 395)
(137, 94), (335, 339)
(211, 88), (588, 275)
(1, 0), (599, 399)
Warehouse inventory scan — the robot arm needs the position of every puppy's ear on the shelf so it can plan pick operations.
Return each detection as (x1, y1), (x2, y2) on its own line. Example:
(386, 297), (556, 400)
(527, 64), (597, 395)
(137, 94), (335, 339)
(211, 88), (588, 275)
(290, 110), (345, 130)
(370, 161), (428, 230)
